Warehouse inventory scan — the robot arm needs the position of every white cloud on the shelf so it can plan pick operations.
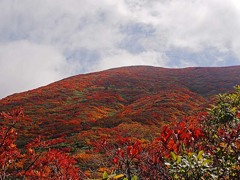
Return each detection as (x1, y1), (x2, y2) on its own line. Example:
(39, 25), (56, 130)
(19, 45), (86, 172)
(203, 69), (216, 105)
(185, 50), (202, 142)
(92, 50), (168, 71)
(0, 0), (240, 98)
(121, 0), (240, 51)
(0, 40), (77, 99)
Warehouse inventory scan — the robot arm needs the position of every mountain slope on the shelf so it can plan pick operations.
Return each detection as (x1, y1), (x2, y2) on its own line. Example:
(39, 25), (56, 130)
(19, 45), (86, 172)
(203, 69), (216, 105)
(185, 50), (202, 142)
(0, 66), (240, 144)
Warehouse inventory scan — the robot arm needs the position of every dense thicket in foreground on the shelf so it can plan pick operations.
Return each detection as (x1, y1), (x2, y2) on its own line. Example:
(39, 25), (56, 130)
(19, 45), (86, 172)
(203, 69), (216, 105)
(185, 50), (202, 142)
(1, 86), (240, 179)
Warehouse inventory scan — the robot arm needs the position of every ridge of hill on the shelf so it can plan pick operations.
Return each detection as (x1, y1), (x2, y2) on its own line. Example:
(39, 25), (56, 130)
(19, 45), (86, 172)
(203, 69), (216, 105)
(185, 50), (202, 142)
(0, 65), (240, 146)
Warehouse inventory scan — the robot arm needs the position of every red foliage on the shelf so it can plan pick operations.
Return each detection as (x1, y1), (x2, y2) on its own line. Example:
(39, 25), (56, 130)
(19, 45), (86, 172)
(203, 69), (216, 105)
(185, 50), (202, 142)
(0, 108), (84, 180)
(23, 150), (82, 180)
(1, 66), (240, 178)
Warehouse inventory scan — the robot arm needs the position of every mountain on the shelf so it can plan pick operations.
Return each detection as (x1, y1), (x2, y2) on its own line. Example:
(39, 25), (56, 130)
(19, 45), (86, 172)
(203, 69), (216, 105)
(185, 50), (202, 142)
(0, 65), (240, 148)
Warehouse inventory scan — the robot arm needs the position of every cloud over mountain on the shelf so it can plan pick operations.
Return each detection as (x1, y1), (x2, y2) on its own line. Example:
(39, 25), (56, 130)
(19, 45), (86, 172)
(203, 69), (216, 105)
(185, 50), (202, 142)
(0, 0), (240, 98)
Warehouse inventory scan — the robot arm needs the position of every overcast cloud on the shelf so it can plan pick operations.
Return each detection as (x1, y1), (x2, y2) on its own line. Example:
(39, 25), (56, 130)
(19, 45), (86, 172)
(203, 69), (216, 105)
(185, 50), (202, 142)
(0, 0), (240, 98)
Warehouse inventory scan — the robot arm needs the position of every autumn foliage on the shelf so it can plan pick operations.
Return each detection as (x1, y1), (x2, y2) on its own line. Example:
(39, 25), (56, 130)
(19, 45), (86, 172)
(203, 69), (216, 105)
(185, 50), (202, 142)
(0, 108), (84, 180)
(90, 86), (240, 179)
(1, 86), (240, 179)
(0, 66), (240, 179)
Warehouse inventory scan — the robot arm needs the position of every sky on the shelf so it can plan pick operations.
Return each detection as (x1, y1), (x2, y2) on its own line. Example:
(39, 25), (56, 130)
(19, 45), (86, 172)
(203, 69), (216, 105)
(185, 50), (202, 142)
(1, 0), (240, 99)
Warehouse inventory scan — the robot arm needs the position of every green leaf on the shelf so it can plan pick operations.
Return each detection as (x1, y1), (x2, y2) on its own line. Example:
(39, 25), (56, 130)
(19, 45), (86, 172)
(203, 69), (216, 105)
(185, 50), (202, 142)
(202, 159), (211, 166)
(176, 156), (182, 164)
(123, 178), (128, 180)
(103, 171), (108, 179)
(197, 150), (204, 161)
(213, 134), (218, 139)
(131, 175), (138, 180)
(170, 152), (177, 161)
(173, 173), (178, 179)
(231, 107), (237, 113)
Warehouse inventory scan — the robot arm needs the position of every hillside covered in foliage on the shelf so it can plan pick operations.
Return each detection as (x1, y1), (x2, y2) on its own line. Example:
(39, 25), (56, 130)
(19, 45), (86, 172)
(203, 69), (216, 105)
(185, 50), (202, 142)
(0, 66), (240, 179)
(1, 66), (240, 137)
